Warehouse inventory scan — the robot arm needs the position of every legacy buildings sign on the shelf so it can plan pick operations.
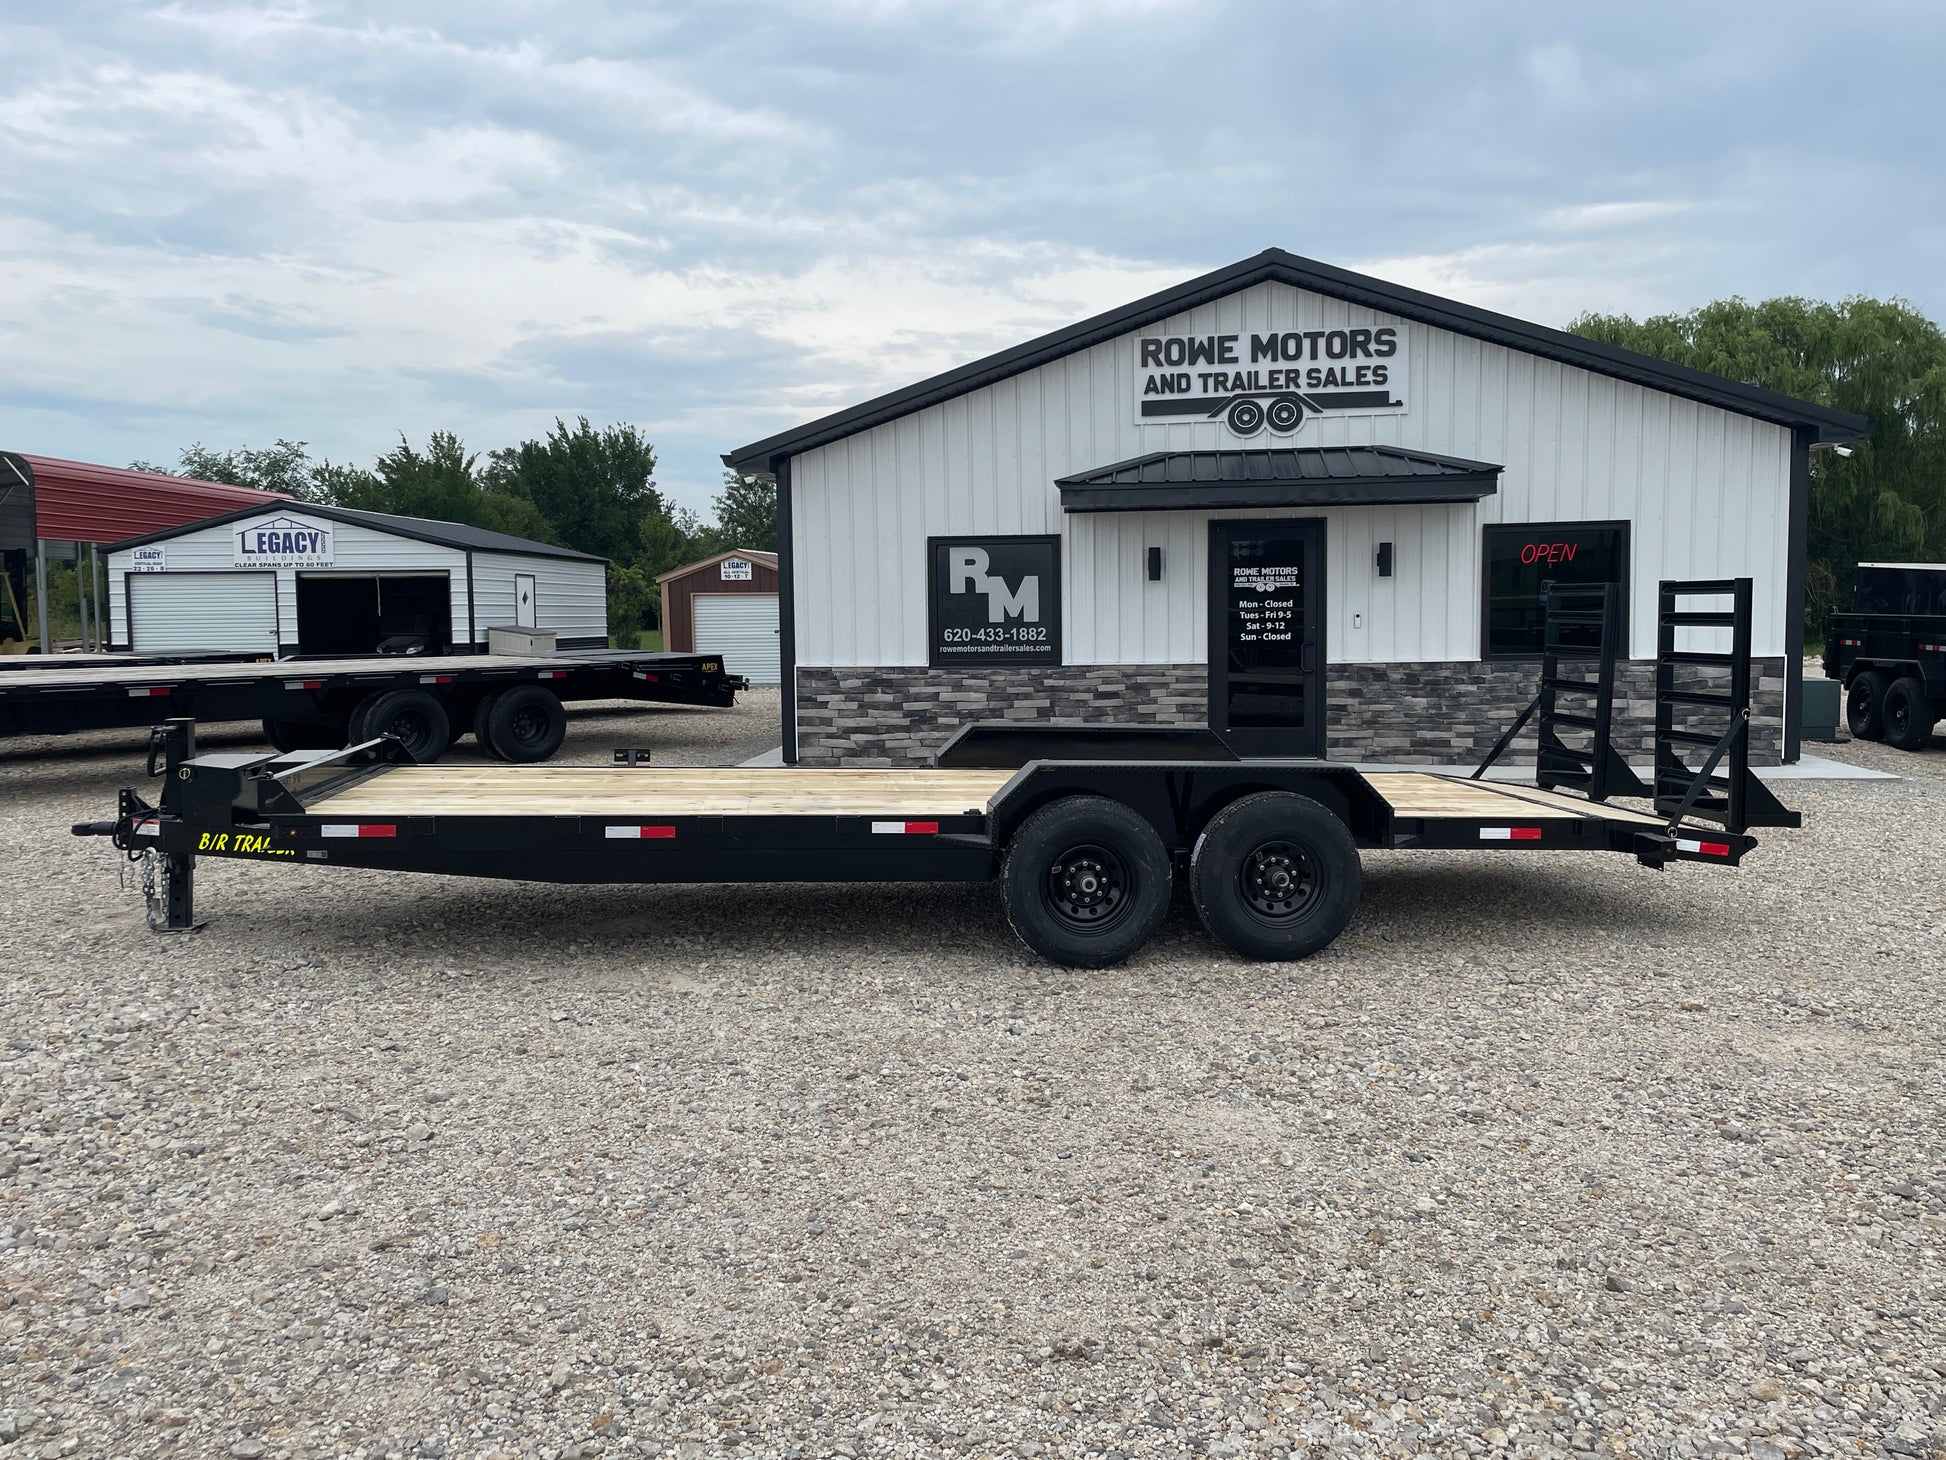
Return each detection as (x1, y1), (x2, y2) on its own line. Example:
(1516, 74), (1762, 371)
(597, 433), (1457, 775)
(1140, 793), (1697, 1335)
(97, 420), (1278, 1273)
(233, 515), (335, 569)
(927, 536), (1061, 667)
(1136, 325), (1410, 437)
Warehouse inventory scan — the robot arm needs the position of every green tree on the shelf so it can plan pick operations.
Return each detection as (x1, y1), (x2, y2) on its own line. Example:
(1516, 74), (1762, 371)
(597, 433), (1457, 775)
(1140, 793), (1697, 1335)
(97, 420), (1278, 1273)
(133, 439), (327, 502)
(483, 417), (661, 562)
(329, 431), (559, 543)
(1569, 296), (1946, 629)
(709, 470), (778, 552)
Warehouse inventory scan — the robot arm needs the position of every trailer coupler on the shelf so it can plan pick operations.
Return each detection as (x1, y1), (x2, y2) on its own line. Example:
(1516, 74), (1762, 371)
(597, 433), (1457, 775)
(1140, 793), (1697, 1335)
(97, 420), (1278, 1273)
(71, 789), (201, 933)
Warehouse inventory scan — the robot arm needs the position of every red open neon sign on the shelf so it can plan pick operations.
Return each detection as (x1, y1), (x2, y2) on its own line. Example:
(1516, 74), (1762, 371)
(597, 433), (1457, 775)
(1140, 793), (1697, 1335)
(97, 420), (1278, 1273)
(1519, 541), (1580, 566)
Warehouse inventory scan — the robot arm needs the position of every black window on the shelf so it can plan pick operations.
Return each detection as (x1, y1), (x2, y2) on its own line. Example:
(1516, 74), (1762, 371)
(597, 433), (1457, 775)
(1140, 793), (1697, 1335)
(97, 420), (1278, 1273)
(1482, 521), (1629, 659)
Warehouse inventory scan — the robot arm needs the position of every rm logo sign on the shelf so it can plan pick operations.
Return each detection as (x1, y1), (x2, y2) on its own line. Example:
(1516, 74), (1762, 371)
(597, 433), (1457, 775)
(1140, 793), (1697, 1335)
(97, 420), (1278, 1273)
(926, 536), (1061, 667)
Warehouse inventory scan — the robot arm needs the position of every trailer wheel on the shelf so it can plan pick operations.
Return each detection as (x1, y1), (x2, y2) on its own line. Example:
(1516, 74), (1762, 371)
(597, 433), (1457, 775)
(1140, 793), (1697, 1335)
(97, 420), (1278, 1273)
(356, 689), (451, 762)
(262, 716), (343, 753)
(484, 685), (566, 762)
(1846, 670), (1890, 740)
(1883, 675), (1936, 751)
(1190, 791), (1361, 961)
(1000, 796), (1171, 969)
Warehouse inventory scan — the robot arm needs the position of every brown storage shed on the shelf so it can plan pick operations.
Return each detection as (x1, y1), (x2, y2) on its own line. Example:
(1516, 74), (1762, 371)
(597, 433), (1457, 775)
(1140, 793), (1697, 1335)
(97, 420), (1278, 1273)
(657, 548), (779, 684)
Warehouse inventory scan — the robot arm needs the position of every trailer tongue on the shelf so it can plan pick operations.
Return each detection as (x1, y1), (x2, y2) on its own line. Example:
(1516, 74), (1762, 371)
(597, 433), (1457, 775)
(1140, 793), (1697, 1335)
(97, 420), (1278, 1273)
(75, 579), (1796, 968)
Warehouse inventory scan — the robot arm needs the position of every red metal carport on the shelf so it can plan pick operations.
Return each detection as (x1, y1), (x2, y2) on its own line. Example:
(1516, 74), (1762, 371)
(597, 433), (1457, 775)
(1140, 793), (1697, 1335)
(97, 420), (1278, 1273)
(1, 451), (289, 654)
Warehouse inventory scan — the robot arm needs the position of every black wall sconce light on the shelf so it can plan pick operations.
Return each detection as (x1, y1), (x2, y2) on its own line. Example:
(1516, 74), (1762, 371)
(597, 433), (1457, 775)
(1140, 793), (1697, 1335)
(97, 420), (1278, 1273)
(1147, 546), (1164, 581)
(1375, 541), (1394, 577)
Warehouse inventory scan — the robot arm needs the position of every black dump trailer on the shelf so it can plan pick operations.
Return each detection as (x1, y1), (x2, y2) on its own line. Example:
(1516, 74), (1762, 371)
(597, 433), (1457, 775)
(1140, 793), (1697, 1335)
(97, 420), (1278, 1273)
(3, 648), (746, 764)
(76, 580), (1797, 969)
(1827, 562), (1946, 751)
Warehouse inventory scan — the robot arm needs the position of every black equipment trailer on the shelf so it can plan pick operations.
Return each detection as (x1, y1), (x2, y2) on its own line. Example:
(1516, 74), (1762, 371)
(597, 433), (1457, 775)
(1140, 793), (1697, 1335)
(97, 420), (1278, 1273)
(76, 579), (1798, 969)
(1, 648), (746, 764)
(1827, 562), (1946, 752)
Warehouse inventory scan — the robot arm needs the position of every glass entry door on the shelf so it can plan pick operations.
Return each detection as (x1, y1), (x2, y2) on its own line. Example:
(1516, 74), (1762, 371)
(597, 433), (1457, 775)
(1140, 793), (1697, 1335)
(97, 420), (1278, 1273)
(1208, 520), (1326, 758)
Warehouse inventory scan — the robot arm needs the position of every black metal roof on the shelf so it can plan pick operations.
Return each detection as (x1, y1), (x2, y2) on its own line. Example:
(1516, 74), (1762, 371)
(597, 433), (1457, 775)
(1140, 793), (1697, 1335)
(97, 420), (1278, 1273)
(1056, 445), (1502, 513)
(104, 502), (604, 562)
(724, 247), (1868, 473)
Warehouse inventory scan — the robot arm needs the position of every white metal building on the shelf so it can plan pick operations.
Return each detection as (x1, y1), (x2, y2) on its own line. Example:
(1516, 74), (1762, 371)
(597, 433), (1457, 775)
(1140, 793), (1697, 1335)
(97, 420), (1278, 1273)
(104, 505), (607, 657)
(724, 248), (1867, 767)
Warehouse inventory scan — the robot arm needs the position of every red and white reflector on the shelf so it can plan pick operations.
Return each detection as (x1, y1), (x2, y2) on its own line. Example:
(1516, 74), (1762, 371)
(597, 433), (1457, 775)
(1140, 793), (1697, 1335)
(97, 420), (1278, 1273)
(284, 679), (325, 690)
(127, 686), (175, 698)
(1479, 826), (1543, 841)
(1922, 642), (1944, 653)
(871, 820), (940, 835)
(603, 824), (676, 840)
(320, 823), (398, 839)
(632, 671), (660, 682)
(419, 674), (454, 685)
(538, 669), (566, 680)
(1676, 838), (1732, 857)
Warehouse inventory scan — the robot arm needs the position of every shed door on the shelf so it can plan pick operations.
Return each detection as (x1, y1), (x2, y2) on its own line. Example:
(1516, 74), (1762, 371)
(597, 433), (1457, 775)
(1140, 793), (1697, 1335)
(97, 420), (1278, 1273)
(514, 573), (537, 629)
(129, 572), (279, 655)
(692, 594), (780, 685)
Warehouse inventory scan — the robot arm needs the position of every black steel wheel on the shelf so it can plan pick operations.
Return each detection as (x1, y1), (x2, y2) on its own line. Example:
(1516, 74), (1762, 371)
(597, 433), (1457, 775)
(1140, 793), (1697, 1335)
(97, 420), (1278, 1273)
(1225, 397), (1266, 436)
(484, 684), (566, 763)
(354, 689), (451, 763)
(471, 690), (505, 758)
(1883, 675), (1936, 752)
(1265, 393), (1305, 433)
(1000, 796), (1171, 968)
(1845, 670), (1890, 740)
(1190, 791), (1361, 961)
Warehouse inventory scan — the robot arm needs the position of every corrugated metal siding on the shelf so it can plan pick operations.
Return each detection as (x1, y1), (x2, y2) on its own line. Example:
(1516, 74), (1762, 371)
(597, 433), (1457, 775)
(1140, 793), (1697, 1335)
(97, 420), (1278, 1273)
(661, 553), (779, 652)
(128, 573), (279, 654)
(471, 551), (606, 644)
(21, 455), (290, 545)
(107, 515), (468, 649)
(790, 279), (1794, 666)
(693, 594), (781, 684)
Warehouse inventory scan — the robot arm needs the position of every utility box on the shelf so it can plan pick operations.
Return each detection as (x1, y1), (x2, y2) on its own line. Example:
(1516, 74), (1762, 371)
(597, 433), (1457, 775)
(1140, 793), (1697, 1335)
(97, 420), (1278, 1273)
(1801, 677), (1841, 742)
(489, 626), (557, 655)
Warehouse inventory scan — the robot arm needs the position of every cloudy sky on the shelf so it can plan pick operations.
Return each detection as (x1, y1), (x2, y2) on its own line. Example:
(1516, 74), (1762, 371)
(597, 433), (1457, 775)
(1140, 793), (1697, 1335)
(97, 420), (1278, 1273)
(2, 1), (1941, 516)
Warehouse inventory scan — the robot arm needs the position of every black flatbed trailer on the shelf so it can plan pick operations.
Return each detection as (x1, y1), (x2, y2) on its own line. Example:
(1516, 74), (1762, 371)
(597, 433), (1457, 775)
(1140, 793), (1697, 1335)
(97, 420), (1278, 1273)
(1, 648), (746, 764)
(74, 577), (1795, 967)
(1826, 563), (1946, 751)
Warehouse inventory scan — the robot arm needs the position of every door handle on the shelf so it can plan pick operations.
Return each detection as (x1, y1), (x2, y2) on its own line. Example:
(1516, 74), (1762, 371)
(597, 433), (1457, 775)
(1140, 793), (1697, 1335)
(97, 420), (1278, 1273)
(1301, 642), (1319, 674)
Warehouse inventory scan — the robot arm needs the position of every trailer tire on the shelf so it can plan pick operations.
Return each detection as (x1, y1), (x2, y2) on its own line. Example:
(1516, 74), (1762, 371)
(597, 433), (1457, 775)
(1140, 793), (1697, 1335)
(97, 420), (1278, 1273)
(1883, 675), (1936, 751)
(468, 690), (504, 758)
(1846, 670), (1889, 740)
(483, 685), (566, 763)
(355, 689), (451, 763)
(1190, 791), (1361, 961)
(262, 716), (343, 753)
(1000, 796), (1171, 969)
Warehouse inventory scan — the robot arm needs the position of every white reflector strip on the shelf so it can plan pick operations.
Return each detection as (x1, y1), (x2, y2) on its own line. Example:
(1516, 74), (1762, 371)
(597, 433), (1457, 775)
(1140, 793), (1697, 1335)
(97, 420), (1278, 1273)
(1676, 838), (1731, 856)
(320, 824), (397, 839)
(419, 674), (454, 685)
(284, 679), (324, 690)
(539, 670), (566, 679)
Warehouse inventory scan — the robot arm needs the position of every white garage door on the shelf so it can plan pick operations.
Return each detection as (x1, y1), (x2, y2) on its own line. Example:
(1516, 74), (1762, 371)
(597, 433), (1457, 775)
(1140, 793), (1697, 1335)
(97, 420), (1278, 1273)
(129, 572), (280, 655)
(692, 593), (779, 685)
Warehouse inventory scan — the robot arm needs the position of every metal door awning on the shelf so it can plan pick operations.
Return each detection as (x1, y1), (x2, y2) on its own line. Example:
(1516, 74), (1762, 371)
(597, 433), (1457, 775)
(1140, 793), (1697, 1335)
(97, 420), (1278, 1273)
(1055, 445), (1501, 513)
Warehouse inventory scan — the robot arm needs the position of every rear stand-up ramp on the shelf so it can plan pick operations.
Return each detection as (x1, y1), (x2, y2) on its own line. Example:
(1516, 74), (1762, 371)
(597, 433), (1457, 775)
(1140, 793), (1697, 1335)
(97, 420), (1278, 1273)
(1474, 582), (1650, 802)
(1654, 579), (1800, 834)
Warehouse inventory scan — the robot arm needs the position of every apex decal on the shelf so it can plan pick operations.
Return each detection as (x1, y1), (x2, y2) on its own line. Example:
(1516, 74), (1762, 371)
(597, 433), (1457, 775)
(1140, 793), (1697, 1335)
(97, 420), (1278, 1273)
(1135, 326), (1410, 437)
(233, 515), (335, 568)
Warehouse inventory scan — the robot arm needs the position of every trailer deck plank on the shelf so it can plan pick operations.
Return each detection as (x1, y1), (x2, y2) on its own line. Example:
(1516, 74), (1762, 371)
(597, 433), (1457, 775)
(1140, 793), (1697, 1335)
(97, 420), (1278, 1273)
(1363, 772), (1585, 819)
(311, 766), (1019, 818)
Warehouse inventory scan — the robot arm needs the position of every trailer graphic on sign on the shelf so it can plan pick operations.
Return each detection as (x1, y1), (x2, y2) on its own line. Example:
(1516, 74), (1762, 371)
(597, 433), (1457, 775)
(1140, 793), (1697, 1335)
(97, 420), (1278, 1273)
(233, 515), (335, 569)
(1135, 326), (1410, 437)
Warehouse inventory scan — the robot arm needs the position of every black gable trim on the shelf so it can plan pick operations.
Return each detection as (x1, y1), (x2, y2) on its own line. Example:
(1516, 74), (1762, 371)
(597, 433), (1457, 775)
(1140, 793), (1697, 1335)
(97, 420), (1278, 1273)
(724, 248), (1868, 473)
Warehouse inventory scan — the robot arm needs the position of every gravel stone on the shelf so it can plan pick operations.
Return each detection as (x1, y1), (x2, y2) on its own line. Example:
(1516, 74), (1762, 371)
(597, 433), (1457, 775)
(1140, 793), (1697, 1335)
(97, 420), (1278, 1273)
(1, 687), (1942, 1458)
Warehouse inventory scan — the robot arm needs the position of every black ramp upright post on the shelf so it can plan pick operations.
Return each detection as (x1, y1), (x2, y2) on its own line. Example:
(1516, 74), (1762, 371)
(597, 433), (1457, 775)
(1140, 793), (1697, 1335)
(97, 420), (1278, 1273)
(153, 717), (200, 932)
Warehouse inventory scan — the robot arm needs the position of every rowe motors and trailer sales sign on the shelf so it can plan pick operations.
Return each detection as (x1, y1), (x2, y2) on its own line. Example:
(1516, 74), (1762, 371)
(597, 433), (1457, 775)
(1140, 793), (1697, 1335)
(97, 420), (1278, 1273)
(1136, 324), (1410, 438)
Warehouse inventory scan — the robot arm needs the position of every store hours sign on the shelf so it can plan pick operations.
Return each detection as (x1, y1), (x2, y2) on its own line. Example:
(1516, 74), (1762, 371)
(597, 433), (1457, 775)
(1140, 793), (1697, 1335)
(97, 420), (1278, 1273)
(1135, 324), (1410, 438)
(927, 536), (1061, 667)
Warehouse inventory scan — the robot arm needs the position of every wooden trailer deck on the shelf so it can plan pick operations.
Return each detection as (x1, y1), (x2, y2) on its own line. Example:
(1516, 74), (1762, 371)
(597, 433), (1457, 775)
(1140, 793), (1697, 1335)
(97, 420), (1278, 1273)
(310, 763), (1673, 827)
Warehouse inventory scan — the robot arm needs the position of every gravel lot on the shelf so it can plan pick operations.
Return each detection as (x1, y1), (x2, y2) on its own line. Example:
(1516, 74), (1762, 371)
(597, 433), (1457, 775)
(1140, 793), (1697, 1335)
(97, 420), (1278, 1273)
(2, 692), (1942, 1460)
